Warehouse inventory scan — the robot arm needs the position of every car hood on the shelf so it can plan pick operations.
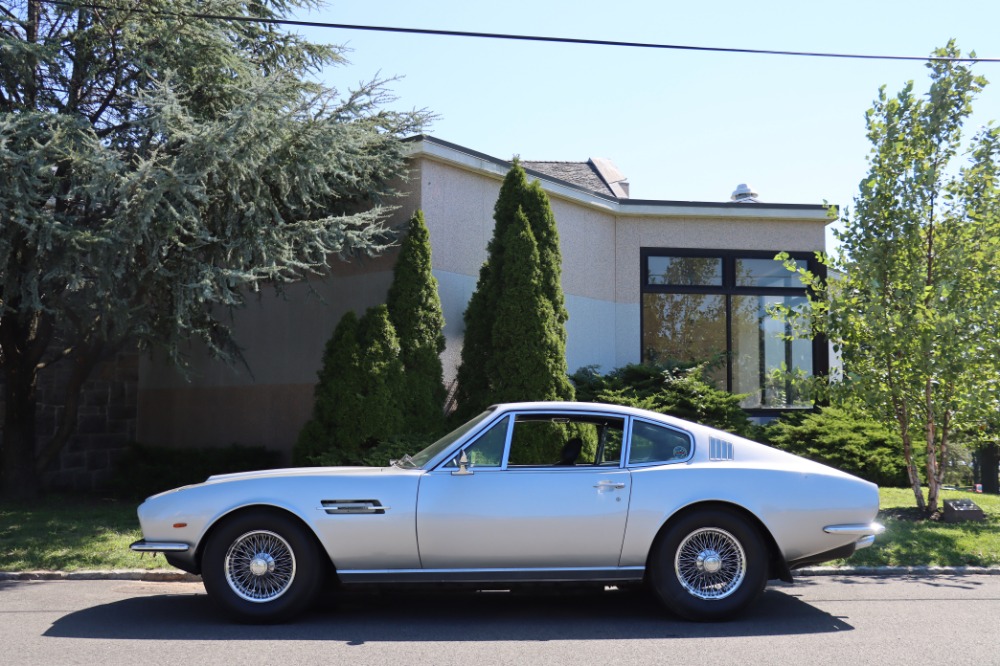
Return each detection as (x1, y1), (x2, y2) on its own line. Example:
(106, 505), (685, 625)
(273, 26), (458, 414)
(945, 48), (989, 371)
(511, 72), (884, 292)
(204, 466), (398, 484)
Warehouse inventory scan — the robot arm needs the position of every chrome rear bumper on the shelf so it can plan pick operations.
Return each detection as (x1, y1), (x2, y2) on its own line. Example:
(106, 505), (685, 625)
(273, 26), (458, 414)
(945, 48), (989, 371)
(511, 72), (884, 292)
(823, 522), (884, 551)
(822, 522), (885, 536)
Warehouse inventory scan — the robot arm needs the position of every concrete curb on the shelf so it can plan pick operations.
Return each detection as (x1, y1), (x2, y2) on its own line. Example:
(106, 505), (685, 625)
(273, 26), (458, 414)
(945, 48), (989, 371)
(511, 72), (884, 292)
(794, 565), (1000, 576)
(0, 570), (202, 582)
(2, 566), (1000, 582)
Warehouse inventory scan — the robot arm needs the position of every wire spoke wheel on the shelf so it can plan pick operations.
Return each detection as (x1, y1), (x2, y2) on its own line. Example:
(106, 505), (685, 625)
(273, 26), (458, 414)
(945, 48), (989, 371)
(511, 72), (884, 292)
(674, 527), (746, 600)
(224, 530), (297, 603)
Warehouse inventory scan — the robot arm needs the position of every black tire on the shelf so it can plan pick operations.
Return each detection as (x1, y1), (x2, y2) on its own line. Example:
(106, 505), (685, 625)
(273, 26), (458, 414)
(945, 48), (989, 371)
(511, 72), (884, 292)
(648, 507), (768, 621)
(201, 509), (325, 623)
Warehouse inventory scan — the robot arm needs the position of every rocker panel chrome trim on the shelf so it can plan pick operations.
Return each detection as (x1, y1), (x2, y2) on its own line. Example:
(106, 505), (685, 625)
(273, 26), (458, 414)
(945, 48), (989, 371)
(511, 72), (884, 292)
(337, 566), (646, 584)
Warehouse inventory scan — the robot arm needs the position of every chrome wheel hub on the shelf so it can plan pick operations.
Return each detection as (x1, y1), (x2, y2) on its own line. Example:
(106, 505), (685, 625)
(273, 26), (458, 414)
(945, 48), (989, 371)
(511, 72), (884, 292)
(675, 527), (746, 600)
(224, 530), (296, 603)
(249, 554), (275, 577)
(696, 550), (723, 574)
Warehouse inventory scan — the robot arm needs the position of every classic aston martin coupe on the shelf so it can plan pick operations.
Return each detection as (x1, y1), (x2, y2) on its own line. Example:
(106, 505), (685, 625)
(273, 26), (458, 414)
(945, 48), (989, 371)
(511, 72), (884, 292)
(131, 401), (883, 622)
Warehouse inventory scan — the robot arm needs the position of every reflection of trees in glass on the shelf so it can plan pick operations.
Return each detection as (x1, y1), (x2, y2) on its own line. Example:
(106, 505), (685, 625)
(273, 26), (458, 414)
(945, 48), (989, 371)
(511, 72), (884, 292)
(735, 258), (806, 288)
(732, 295), (812, 408)
(642, 294), (727, 389)
(647, 256), (721, 286)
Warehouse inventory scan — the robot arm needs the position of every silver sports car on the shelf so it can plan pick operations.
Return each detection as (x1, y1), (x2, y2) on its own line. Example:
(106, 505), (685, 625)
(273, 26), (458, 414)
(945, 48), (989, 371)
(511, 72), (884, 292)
(131, 401), (884, 623)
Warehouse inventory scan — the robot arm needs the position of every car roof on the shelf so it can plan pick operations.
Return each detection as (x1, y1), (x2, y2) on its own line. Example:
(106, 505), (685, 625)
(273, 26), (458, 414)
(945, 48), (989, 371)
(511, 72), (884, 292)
(490, 401), (707, 432)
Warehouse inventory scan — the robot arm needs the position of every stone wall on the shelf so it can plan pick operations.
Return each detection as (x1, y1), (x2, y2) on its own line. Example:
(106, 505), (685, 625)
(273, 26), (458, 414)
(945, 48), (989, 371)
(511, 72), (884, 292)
(0, 348), (138, 492)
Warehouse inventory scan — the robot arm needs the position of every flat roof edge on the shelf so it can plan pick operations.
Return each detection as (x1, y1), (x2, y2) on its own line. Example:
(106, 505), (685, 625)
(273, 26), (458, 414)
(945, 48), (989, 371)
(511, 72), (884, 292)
(403, 135), (837, 219)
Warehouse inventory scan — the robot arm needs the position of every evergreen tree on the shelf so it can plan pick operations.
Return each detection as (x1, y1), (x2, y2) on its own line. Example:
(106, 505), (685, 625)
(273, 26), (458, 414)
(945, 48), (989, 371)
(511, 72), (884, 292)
(0, 0), (426, 498)
(293, 311), (363, 465)
(385, 210), (447, 434)
(294, 305), (405, 465)
(354, 305), (406, 450)
(455, 161), (571, 416)
(490, 209), (574, 404)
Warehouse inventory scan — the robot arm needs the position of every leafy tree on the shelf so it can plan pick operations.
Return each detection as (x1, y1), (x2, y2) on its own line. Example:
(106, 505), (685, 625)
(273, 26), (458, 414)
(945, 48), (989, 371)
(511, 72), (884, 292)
(0, 0), (425, 498)
(778, 42), (1000, 513)
(385, 210), (446, 434)
(455, 161), (571, 416)
(294, 305), (405, 466)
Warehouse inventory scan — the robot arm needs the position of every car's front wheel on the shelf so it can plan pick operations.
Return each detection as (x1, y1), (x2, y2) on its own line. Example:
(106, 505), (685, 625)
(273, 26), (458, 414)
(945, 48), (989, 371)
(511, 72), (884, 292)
(648, 507), (768, 621)
(201, 509), (324, 623)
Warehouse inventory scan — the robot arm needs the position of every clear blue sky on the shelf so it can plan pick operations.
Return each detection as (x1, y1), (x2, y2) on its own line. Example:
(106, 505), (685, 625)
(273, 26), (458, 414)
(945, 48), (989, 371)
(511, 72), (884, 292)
(296, 0), (1000, 250)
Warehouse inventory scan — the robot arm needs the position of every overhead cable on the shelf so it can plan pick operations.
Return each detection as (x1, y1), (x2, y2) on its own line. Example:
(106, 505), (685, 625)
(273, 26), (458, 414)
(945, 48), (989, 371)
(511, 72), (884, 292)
(33, 0), (1000, 63)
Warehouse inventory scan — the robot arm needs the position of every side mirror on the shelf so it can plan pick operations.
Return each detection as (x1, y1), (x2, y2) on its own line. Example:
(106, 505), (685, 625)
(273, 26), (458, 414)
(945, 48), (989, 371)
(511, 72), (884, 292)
(451, 450), (474, 476)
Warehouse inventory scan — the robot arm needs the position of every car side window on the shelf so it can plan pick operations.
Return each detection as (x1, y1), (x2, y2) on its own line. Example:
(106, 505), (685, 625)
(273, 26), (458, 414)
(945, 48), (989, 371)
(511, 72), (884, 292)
(448, 415), (509, 469)
(628, 420), (692, 465)
(506, 415), (626, 467)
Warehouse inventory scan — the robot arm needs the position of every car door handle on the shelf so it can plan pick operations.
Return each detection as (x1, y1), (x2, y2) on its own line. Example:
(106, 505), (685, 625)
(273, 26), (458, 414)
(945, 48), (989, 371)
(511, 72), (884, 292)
(594, 481), (626, 490)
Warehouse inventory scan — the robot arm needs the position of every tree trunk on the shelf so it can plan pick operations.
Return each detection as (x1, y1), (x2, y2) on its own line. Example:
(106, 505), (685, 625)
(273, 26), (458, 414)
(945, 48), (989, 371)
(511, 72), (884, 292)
(1, 352), (40, 500)
(981, 443), (1000, 495)
(897, 411), (926, 512)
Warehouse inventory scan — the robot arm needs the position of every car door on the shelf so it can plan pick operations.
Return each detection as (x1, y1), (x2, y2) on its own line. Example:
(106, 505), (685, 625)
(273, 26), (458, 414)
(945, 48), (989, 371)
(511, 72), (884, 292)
(416, 410), (631, 570)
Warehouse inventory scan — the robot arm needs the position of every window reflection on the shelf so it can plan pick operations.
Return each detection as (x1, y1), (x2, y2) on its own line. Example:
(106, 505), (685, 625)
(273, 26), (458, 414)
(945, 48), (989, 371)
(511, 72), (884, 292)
(735, 258), (805, 288)
(641, 293), (727, 390)
(641, 251), (817, 410)
(647, 256), (722, 286)
(731, 296), (812, 408)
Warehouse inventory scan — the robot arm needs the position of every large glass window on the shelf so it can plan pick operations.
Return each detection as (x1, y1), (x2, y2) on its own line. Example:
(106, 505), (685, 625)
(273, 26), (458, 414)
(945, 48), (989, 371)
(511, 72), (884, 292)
(641, 250), (823, 411)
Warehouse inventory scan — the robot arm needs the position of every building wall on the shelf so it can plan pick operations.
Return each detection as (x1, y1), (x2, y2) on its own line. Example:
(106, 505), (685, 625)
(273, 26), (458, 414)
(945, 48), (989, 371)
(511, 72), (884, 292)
(136, 213), (413, 456)
(134, 143), (829, 462)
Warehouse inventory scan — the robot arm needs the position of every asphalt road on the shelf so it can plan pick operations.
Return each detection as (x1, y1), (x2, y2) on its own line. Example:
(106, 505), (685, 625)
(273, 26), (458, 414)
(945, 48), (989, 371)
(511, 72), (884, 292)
(2, 576), (998, 665)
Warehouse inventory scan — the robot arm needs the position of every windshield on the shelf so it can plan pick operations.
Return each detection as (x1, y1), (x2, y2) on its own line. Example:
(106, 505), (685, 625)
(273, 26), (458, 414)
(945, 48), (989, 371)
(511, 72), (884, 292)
(403, 408), (497, 469)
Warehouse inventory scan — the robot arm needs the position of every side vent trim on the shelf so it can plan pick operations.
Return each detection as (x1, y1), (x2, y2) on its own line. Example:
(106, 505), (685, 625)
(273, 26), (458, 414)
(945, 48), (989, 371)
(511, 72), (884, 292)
(709, 437), (734, 462)
(319, 499), (389, 515)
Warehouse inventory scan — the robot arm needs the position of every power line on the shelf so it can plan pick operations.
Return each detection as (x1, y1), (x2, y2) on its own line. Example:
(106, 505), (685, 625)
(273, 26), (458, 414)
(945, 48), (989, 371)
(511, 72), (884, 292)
(34, 0), (1000, 63)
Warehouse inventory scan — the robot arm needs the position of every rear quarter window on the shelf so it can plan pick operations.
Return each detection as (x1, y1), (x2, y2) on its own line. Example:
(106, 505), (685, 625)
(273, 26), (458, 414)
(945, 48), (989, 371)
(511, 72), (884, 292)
(628, 420), (693, 465)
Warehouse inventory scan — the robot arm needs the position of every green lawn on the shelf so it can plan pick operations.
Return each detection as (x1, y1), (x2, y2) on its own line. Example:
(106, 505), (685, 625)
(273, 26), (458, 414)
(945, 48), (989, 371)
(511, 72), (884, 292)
(1, 489), (998, 572)
(0, 496), (168, 571)
(839, 487), (1000, 567)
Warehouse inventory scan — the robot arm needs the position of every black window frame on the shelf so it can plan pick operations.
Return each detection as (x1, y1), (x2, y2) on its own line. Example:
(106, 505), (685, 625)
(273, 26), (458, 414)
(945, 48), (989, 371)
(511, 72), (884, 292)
(640, 247), (828, 416)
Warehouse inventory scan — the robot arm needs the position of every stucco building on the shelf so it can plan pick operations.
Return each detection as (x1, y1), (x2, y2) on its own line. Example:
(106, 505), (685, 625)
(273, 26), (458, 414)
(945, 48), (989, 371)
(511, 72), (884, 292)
(137, 135), (831, 460)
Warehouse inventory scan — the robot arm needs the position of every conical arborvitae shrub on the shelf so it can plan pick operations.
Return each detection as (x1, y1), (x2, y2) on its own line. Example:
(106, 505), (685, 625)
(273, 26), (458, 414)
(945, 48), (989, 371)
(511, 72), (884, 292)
(489, 207), (574, 404)
(293, 311), (363, 464)
(488, 207), (575, 462)
(386, 210), (447, 434)
(455, 160), (571, 418)
(294, 305), (406, 465)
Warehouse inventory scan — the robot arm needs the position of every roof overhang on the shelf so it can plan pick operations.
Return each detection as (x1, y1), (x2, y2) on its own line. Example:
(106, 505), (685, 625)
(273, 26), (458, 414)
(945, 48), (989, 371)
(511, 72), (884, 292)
(403, 135), (834, 224)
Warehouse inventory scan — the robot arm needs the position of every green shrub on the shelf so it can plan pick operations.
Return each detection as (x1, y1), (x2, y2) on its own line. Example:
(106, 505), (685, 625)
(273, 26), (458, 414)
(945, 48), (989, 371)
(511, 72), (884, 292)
(761, 406), (909, 486)
(572, 363), (755, 437)
(108, 443), (282, 499)
(310, 433), (432, 467)
(294, 304), (406, 466)
(455, 161), (571, 418)
(386, 210), (447, 435)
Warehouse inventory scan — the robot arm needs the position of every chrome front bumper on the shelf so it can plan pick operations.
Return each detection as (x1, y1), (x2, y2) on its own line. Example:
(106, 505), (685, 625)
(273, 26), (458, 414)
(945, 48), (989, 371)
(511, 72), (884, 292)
(130, 539), (190, 553)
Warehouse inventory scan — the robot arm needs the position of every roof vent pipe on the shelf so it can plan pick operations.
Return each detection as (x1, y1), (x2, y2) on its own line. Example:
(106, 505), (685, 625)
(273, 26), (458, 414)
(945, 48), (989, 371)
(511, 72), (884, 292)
(731, 183), (759, 202)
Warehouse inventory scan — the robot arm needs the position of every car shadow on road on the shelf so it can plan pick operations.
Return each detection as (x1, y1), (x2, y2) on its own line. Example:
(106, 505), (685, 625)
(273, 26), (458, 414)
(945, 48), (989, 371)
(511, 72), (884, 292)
(44, 584), (853, 642)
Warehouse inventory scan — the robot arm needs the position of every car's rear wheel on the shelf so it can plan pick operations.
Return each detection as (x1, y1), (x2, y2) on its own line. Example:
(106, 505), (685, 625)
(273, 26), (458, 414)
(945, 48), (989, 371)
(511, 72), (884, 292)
(201, 509), (324, 623)
(649, 507), (768, 621)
